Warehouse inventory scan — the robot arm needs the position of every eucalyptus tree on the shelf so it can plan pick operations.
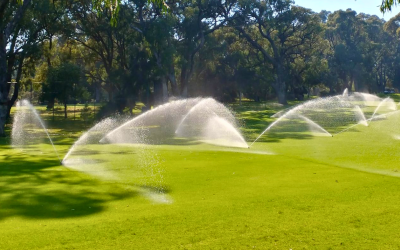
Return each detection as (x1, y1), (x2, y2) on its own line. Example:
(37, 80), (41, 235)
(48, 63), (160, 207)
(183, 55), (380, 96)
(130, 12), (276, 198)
(68, 0), (123, 102)
(0, 0), (72, 136)
(0, 0), (142, 136)
(41, 62), (81, 118)
(128, 0), (177, 104)
(325, 9), (369, 92)
(318, 10), (331, 23)
(233, 0), (323, 104)
(191, 27), (258, 101)
(383, 13), (400, 90)
(287, 33), (329, 99)
(360, 14), (395, 92)
(172, 0), (238, 97)
(0, 0), (33, 136)
(211, 27), (275, 102)
(67, 0), (152, 112)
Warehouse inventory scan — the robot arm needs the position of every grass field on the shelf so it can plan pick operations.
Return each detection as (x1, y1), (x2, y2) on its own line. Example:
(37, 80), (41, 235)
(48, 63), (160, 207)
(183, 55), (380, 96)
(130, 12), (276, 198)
(2, 98), (400, 249)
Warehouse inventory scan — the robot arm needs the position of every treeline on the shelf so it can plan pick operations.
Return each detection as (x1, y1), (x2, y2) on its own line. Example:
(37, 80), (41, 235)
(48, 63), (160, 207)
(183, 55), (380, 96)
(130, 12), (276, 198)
(3, 0), (400, 122)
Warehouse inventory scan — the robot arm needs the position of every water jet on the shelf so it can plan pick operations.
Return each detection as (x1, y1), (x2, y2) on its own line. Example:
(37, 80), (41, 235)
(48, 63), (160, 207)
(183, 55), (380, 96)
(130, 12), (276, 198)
(12, 100), (61, 162)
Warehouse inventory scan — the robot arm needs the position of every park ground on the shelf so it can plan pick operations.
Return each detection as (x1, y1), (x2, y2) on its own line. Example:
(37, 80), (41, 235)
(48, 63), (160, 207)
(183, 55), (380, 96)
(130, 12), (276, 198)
(1, 97), (400, 249)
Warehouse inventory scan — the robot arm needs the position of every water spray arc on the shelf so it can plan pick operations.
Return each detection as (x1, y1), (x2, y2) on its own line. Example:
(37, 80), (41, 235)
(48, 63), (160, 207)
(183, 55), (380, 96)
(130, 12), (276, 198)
(296, 114), (333, 137)
(369, 97), (397, 124)
(251, 89), (395, 144)
(100, 98), (202, 144)
(12, 100), (61, 162)
(354, 105), (368, 127)
(175, 98), (211, 135)
(13, 92), (398, 175)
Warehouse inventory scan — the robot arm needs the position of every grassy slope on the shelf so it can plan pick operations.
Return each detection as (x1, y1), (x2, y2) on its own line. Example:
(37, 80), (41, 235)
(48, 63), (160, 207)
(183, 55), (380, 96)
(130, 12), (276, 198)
(1, 99), (400, 249)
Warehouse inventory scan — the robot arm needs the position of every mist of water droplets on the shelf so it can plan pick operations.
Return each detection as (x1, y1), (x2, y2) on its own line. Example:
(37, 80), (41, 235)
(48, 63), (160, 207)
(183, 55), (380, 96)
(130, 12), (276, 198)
(253, 90), (398, 144)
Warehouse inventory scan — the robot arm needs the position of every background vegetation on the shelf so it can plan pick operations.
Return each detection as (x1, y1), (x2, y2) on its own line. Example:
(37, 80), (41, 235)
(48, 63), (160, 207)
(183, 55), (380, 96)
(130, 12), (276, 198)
(2, 0), (400, 134)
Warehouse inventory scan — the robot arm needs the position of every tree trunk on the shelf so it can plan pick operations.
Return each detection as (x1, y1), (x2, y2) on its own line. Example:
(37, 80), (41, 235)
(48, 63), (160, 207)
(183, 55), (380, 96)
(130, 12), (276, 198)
(181, 84), (188, 97)
(64, 102), (67, 119)
(0, 0), (32, 136)
(0, 34), (8, 136)
(348, 80), (354, 93)
(154, 76), (168, 106)
(383, 69), (387, 92)
(162, 77), (168, 102)
(47, 35), (52, 67)
(273, 66), (287, 105)
(5, 55), (15, 95)
(6, 81), (19, 120)
(95, 86), (100, 103)
(276, 89), (287, 105)
(6, 55), (24, 120)
(272, 81), (287, 105)
(168, 64), (178, 96)
(0, 102), (5, 136)
(145, 81), (150, 107)
(108, 88), (113, 103)
(180, 61), (189, 97)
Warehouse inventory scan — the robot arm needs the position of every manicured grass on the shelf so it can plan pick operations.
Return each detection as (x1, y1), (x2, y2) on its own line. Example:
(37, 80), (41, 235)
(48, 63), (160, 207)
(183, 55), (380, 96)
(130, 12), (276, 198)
(2, 100), (400, 249)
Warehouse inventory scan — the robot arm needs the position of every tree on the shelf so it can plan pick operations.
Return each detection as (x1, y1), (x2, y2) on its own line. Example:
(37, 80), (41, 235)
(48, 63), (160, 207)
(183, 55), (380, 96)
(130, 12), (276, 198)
(131, 0), (176, 104)
(0, 0), (33, 136)
(173, 0), (237, 97)
(361, 14), (394, 92)
(325, 9), (368, 92)
(42, 62), (81, 118)
(5, 1), (67, 119)
(0, 0), (167, 136)
(383, 13), (400, 90)
(233, 0), (323, 104)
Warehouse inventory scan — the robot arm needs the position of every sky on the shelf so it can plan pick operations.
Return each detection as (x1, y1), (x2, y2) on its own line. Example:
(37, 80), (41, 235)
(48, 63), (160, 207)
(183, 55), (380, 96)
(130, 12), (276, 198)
(294, 0), (400, 20)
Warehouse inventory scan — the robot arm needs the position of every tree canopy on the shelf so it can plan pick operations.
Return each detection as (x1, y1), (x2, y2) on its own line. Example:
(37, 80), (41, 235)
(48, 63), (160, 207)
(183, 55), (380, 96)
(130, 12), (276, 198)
(1, 0), (400, 135)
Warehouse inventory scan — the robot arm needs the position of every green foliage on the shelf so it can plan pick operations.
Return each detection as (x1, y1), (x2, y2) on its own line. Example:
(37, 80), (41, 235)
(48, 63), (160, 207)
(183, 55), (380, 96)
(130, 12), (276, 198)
(42, 62), (81, 106)
(5, 0), (400, 126)
(381, 0), (400, 12)
(92, 0), (169, 26)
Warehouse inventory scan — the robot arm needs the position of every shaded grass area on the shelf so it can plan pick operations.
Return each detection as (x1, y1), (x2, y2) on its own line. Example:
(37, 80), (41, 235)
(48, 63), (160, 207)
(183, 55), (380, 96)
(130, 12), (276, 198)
(0, 142), (135, 222)
(2, 99), (400, 249)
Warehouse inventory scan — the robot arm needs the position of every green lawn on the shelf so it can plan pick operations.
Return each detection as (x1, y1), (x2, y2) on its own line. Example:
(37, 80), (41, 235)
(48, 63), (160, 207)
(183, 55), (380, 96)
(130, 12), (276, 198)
(2, 100), (400, 249)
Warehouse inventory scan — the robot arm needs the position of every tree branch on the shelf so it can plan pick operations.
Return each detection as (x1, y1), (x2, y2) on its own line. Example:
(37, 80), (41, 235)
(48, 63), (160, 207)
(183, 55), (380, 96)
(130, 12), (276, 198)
(4, 0), (32, 39)
(235, 26), (276, 66)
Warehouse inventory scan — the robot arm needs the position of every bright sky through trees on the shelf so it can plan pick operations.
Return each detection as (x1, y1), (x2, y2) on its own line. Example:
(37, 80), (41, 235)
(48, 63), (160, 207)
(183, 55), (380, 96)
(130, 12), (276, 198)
(294, 0), (399, 20)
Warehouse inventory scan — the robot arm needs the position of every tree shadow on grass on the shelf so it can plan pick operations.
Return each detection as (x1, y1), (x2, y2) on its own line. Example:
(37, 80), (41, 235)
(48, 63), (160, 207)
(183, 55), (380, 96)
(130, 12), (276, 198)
(0, 149), (135, 221)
